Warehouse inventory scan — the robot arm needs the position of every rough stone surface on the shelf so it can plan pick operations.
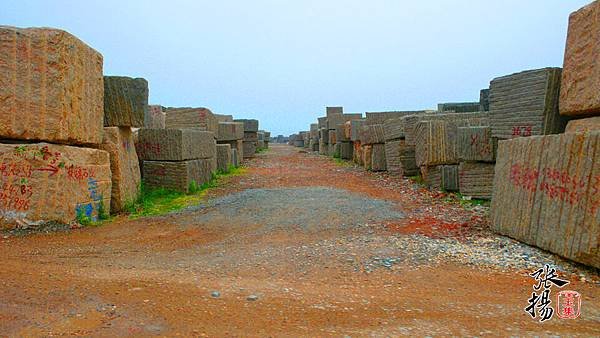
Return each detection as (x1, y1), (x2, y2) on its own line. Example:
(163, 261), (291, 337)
(0, 142), (111, 228)
(565, 116), (600, 134)
(103, 76), (147, 127)
(145, 105), (165, 129)
(217, 122), (244, 141)
(214, 114), (233, 122)
(383, 117), (405, 141)
(371, 143), (386, 172)
(243, 141), (256, 158)
(216, 144), (231, 172)
(326, 107), (343, 117)
(0, 26), (103, 145)
(218, 140), (243, 162)
(437, 102), (480, 113)
(360, 125), (385, 145)
(560, 1), (600, 117)
(164, 108), (219, 134)
(231, 148), (239, 167)
(350, 119), (365, 142)
(458, 162), (495, 199)
(328, 129), (337, 145)
(136, 129), (216, 161)
(491, 133), (600, 268)
(335, 124), (349, 142)
(403, 112), (488, 146)
(480, 89), (490, 112)
(415, 120), (456, 166)
(421, 165), (459, 191)
(142, 158), (216, 193)
(99, 127), (140, 212)
(457, 126), (496, 162)
(385, 140), (418, 176)
(340, 141), (353, 160)
(353, 141), (363, 165)
(244, 132), (258, 142)
(365, 111), (431, 126)
(489, 68), (568, 139)
(414, 115), (491, 166)
(362, 145), (373, 171)
(317, 117), (328, 130)
(328, 114), (362, 130)
(318, 139), (327, 155)
(234, 119), (259, 133)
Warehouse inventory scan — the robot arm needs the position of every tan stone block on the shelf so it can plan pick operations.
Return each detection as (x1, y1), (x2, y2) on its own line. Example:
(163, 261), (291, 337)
(100, 127), (140, 212)
(0, 26), (103, 145)
(0, 142), (111, 228)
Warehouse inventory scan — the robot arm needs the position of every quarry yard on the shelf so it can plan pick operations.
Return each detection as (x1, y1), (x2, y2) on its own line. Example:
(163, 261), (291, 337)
(1, 144), (598, 337)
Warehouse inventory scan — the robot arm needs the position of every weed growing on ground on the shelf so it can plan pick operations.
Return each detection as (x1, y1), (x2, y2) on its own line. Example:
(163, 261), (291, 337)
(127, 166), (247, 218)
(408, 175), (425, 185)
(256, 147), (268, 153)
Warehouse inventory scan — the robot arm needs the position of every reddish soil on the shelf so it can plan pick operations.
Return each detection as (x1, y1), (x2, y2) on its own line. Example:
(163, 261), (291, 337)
(0, 144), (598, 336)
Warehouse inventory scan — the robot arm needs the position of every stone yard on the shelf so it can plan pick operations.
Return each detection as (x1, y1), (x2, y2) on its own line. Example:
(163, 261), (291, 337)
(1, 145), (598, 336)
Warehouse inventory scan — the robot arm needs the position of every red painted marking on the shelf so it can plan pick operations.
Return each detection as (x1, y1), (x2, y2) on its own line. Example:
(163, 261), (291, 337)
(34, 164), (59, 176)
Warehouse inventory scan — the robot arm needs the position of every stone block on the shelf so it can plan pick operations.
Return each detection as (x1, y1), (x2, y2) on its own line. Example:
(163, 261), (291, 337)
(103, 76), (147, 127)
(136, 129), (216, 161)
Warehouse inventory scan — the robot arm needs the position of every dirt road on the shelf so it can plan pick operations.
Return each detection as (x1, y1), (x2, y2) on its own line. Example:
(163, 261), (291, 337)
(1, 145), (599, 336)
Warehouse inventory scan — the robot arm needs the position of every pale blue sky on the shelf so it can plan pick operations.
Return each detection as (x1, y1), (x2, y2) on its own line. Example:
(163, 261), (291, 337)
(1, 0), (590, 135)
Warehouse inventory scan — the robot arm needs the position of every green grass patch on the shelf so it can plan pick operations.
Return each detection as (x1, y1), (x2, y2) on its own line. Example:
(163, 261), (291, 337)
(256, 147), (269, 153)
(408, 175), (425, 185)
(126, 166), (247, 218)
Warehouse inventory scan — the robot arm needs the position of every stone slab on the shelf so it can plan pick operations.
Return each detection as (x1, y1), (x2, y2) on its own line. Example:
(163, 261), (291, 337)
(216, 144), (231, 172)
(234, 119), (259, 132)
(136, 129), (216, 161)
(458, 161), (495, 199)
(565, 117), (600, 134)
(100, 127), (140, 212)
(145, 105), (166, 129)
(491, 132), (599, 268)
(385, 140), (418, 176)
(165, 107), (219, 134)
(457, 126), (497, 162)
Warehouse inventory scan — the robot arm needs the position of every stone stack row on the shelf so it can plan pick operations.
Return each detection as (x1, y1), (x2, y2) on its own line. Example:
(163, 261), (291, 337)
(0, 26), (145, 228)
(490, 1), (600, 269)
(235, 119), (260, 158)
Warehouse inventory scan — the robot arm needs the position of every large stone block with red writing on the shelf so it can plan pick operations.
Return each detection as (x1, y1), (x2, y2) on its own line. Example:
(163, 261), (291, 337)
(0, 143), (111, 228)
(457, 126), (497, 162)
(136, 129), (216, 161)
(103, 76), (147, 127)
(489, 68), (569, 139)
(560, 1), (600, 117)
(458, 162), (495, 199)
(491, 132), (600, 268)
(144, 105), (165, 129)
(565, 117), (600, 134)
(217, 122), (244, 141)
(385, 140), (418, 176)
(142, 158), (216, 193)
(164, 107), (219, 134)
(414, 114), (491, 166)
(0, 26), (104, 145)
(99, 127), (140, 212)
